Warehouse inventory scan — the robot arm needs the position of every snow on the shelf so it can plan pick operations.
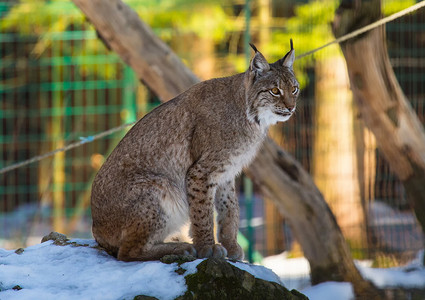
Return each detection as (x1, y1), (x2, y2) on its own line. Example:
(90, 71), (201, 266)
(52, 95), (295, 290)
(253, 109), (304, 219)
(262, 251), (311, 290)
(263, 250), (425, 300)
(0, 240), (187, 300)
(0, 238), (284, 300)
(357, 250), (425, 289)
(1, 236), (424, 300)
(228, 260), (282, 284)
(302, 282), (354, 300)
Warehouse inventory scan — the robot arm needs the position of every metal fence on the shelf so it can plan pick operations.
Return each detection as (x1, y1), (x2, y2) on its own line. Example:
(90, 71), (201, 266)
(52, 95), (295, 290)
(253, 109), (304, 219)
(0, 0), (424, 267)
(0, 1), (150, 248)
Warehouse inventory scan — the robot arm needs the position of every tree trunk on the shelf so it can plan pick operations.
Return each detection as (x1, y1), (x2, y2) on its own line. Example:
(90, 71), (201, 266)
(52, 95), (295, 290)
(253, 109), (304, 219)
(313, 57), (365, 248)
(332, 0), (425, 264)
(245, 139), (379, 296)
(72, 0), (382, 296)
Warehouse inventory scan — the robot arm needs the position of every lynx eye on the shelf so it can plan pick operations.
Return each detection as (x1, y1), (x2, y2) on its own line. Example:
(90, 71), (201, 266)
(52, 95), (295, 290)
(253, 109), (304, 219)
(270, 87), (280, 96)
(292, 86), (299, 95)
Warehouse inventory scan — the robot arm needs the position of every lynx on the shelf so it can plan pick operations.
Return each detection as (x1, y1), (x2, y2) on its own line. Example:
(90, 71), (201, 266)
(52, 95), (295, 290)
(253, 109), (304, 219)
(91, 43), (299, 261)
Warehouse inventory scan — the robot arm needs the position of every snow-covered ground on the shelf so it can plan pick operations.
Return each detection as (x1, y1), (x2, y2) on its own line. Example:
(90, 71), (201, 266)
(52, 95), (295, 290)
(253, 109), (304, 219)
(263, 250), (425, 300)
(262, 252), (356, 299)
(0, 238), (282, 300)
(1, 237), (424, 300)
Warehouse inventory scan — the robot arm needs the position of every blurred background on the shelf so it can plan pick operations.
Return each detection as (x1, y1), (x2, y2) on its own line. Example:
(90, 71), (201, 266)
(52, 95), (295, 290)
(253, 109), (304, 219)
(0, 0), (424, 270)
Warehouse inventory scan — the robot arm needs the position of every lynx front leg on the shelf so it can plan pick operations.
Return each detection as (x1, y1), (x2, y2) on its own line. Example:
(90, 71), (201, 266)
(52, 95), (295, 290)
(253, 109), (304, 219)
(186, 163), (227, 259)
(215, 180), (244, 260)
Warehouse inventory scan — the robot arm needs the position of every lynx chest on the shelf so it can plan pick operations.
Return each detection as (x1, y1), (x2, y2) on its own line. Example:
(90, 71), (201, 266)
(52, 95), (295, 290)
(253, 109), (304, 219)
(216, 137), (263, 184)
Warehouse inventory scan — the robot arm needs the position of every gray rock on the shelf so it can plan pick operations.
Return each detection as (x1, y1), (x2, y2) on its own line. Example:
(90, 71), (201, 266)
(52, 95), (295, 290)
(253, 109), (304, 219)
(174, 258), (307, 300)
(41, 232), (69, 245)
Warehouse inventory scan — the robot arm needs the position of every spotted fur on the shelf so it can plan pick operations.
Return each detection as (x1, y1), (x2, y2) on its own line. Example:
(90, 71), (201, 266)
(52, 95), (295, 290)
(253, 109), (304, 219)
(91, 45), (299, 261)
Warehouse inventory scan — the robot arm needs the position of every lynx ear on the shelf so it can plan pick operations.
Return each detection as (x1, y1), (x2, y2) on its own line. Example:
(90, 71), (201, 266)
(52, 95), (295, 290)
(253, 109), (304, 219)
(249, 43), (270, 75)
(280, 39), (295, 70)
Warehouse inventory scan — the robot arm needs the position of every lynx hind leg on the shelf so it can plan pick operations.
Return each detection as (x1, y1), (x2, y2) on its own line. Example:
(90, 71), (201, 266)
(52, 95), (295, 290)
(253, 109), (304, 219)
(116, 189), (196, 262)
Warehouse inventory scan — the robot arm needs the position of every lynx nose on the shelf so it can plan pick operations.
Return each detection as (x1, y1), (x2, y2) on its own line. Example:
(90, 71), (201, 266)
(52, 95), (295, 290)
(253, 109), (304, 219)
(286, 104), (296, 112)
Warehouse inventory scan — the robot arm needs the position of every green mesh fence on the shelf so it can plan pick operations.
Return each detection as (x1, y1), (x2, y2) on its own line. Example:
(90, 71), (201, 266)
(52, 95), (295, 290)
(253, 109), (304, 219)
(0, 1), (149, 248)
(0, 0), (424, 269)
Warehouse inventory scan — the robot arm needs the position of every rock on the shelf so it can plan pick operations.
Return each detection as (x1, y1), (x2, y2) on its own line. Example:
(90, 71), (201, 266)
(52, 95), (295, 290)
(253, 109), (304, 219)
(171, 257), (307, 300)
(41, 232), (92, 248)
(14, 248), (24, 255)
(134, 296), (160, 300)
(41, 232), (69, 245)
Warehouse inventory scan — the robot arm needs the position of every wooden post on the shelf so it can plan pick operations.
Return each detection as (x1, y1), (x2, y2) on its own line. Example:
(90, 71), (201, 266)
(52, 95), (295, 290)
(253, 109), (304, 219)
(52, 39), (66, 234)
(52, 99), (66, 234)
(354, 116), (377, 254)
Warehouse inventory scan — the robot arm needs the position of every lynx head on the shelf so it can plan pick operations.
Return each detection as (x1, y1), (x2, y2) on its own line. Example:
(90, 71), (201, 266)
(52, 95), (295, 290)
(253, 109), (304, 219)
(245, 41), (299, 128)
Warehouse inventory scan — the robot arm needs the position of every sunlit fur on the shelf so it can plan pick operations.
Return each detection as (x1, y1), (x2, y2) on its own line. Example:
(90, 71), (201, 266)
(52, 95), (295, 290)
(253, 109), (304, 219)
(90, 45), (299, 262)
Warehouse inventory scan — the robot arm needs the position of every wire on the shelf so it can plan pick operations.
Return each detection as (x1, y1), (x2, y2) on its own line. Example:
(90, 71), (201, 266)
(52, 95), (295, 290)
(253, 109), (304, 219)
(296, 1), (425, 60)
(0, 122), (136, 175)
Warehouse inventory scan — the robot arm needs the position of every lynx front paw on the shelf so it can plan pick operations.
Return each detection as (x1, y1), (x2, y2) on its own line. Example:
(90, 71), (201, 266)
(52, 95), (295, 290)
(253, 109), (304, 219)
(196, 244), (227, 259)
(225, 243), (244, 261)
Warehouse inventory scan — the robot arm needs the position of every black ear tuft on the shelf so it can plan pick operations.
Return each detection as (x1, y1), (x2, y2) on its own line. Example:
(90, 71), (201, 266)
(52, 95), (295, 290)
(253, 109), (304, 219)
(250, 50), (270, 75)
(277, 39), (295, 70)
(249, 43), (258, 53)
